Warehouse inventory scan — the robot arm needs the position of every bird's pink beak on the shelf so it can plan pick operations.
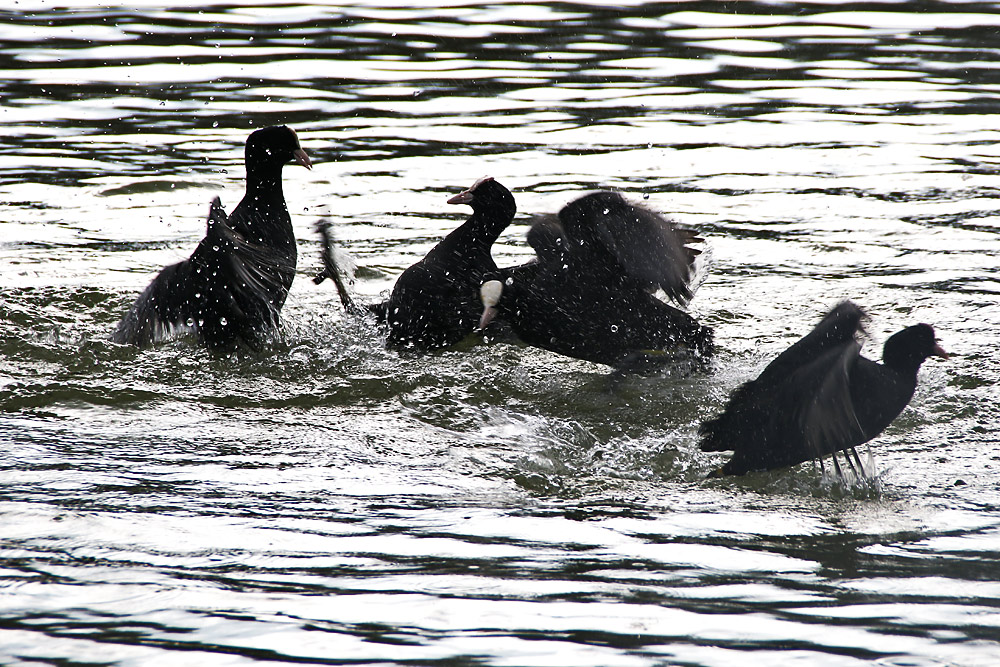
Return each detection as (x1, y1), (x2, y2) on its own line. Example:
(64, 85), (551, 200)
(448, 189), (473, 205)
(448, 176), (493, 205)
(293, 148), (312, 170)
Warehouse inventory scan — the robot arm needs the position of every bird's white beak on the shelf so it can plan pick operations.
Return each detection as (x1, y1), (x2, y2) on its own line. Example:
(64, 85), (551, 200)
(477, 280), (503, 331)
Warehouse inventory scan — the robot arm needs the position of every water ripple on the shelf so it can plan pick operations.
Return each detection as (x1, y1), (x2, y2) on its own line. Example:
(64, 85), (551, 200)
(3, 2), (1000, 666)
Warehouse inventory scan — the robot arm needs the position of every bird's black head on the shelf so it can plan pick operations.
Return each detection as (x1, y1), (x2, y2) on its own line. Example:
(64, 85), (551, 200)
(245, 125), (312, 171)
(526, 217), (567, 264)
(447, 176), (516, 219)
(883, 322), (948, 371)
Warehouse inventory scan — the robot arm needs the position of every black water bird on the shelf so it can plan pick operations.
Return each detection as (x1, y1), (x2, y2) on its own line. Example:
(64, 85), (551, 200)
(698, 301), (948, 476)
(477, 191), (713, 371)
(383, 176), (516, 350)
(113, 125), (311, 349)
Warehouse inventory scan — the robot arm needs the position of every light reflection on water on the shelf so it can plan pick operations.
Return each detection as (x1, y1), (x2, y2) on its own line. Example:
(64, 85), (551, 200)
(2, 1), (1000, 665)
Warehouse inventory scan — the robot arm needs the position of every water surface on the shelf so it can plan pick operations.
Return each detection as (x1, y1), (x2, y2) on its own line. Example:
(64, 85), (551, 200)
(2, 2), (1000, 665)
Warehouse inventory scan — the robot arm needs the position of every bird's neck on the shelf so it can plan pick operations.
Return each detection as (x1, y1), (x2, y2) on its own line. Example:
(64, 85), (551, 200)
(438, 209), (509, 257)
(885, 357), (923, 380)
(232, 166), (294, 251)
(246, 164), (285, 200)
(883, 342), (927, 378)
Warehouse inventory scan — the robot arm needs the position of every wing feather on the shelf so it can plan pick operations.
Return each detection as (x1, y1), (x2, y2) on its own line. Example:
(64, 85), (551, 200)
(773, 340), (867, 462)
(592, 204), (698, 305)
(558, 192), (699, 305)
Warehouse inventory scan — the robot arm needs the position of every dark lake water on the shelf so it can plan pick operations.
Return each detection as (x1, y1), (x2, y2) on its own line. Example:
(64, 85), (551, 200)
(2, 1), (1000, 665)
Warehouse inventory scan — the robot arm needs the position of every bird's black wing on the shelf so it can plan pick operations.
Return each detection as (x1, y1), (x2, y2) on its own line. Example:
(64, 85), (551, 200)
(700, 338), (864, 472)
(196, 197), (295, 334)
(801, 340), (869, 459)
(594, 205), (699, 305)
(109, 203), (240, 347)
(767, 339), (867, 463)
(111, 261), (193, 347)
(559, 192), (699, 305)
(756, 301), (866, 388)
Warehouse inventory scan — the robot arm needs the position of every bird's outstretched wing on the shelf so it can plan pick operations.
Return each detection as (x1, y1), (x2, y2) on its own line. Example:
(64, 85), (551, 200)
(108, 202), (239, 347)
(558, 192), (700, 305)
(197, 197), (294, 333)
(756, 300), (866, 387)
(768, 339), (867, 463)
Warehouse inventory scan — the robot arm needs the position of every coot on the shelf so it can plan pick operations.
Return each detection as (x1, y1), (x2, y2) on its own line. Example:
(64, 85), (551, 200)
(384, 176), (516, 350)
(478, 191), (713, 371)
(699, 301), (948, 476)
(112, 125), (311, 349)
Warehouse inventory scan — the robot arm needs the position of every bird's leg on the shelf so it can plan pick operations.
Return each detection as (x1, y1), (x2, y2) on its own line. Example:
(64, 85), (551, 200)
(831, 453), (845, 480)
(842, 449), (859, 480)
(850, 447), (865, 478)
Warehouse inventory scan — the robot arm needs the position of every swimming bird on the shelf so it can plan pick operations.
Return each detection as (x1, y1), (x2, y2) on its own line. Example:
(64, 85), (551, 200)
(477, 191), (713, 371)
(112, 125), (311, 349)
(383, 176), (516, 350)
(698, 301), (948, 476)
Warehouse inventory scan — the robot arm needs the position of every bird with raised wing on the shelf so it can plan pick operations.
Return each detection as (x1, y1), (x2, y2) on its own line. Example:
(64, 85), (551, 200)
(113, 125), (311, 349)
(699, 301), (947, 476)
